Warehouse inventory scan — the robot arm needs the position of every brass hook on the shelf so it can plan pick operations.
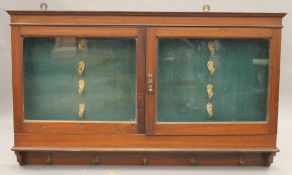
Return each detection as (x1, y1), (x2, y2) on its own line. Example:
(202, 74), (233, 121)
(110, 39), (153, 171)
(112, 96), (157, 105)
(208, 41), (216, 57)
(77, 61), (86, 76)
(143, 155), (148, 165)
(78, 103), (85, 119)
(78, 80), (85, 95)
(92, 154), (99, 165)
(206, 84), (214, 100)
(238, 154), (245, 166)
(46, 154), (52, 165)
(78, 39), (86, 52)
(207, 60), (215, 76)
(206, 103), (213, 118)
(190, 155), (197, 166)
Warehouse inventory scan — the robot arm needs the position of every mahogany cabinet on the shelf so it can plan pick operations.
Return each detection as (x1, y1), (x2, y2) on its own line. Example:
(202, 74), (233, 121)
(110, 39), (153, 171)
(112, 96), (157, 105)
(8, 11), (286, 166)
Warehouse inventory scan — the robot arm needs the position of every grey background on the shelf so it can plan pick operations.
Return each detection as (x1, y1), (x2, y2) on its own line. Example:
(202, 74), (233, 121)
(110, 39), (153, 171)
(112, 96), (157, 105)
(0, 0), (291, 174)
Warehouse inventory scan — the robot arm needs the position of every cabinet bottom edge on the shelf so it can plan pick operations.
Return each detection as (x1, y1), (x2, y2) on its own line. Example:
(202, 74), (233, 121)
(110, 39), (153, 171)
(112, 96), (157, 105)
(13, 150), (277, 166)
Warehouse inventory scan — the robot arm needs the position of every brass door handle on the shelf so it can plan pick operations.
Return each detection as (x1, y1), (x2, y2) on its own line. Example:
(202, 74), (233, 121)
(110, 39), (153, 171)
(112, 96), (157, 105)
(206, 84), (214, 100)
(147, 73), (154, 93)
(79, 103), (85, 119)
(207, 60), (215, 76)
(77, 61), (85, 76)
(78, 79), (85, 95)
(206, 103), (213, 118)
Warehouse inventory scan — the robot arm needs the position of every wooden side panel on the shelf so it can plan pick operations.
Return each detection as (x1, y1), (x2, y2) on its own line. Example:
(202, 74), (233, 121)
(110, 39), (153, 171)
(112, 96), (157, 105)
(268, 29), (282, 134)
(11, 26), (23, 133)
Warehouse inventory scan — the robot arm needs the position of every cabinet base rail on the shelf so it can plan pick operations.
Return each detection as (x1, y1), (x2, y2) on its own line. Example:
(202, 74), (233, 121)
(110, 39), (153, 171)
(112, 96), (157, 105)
(13, 147), (278, 166)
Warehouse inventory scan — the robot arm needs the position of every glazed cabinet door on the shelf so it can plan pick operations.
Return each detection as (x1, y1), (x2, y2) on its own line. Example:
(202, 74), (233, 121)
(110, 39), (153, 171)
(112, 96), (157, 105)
(146, 27), (281, 135)
(13, 26), (145, 134)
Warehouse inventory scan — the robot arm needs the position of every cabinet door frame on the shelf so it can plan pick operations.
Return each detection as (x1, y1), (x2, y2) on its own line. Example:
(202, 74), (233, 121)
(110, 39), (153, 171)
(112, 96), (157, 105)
(12, 26), (146, 134)
(146, 27), (281, 135)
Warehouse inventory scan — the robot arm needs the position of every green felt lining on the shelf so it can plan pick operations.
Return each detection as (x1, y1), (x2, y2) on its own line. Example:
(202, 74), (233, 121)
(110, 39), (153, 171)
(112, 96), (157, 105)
(24, 37), (136, 121)
(157, 39), (269, 122)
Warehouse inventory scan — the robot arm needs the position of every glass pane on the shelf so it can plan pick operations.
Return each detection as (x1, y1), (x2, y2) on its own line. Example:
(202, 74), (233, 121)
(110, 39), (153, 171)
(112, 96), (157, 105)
(157, 39), (269, 122)
(24, 37), (136, 121)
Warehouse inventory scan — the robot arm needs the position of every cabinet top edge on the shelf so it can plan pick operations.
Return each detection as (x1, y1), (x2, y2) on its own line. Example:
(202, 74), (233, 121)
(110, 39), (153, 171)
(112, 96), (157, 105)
(6, 11), (287, 18)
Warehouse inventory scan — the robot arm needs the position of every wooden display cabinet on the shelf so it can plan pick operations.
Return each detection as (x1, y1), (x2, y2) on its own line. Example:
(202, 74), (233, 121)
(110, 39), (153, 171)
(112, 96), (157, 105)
(7, 11), (286, 166)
